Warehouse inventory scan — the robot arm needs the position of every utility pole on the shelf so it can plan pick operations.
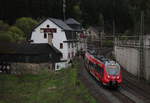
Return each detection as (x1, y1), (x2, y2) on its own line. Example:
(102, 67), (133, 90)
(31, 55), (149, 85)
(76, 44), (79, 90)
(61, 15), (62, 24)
(100, 31), (103, 49)
(113, 20), (116, 45)
(63, 0), (66, 21)
(139, 11), (145, 80)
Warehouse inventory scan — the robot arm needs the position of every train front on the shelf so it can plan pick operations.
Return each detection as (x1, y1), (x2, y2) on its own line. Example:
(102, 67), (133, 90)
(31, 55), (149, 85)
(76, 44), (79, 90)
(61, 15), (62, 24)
(103, 61), (122, 87)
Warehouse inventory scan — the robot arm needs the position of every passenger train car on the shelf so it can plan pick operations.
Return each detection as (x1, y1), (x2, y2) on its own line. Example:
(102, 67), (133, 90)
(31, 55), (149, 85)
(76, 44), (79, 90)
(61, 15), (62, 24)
(84, 50), (122, 87)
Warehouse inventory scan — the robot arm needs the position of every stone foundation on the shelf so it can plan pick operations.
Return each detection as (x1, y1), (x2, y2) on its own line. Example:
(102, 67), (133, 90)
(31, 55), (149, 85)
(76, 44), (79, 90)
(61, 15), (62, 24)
(11, 63), (54, 74)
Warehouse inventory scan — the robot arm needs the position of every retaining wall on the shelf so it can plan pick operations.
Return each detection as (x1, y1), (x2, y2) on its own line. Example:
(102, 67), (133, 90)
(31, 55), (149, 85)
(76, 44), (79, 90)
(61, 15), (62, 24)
(114, 46), (150, 80)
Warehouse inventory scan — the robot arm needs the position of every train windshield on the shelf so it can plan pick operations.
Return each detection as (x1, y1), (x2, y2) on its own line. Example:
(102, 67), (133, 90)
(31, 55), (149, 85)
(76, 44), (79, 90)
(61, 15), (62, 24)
(106, 65), (120, 75)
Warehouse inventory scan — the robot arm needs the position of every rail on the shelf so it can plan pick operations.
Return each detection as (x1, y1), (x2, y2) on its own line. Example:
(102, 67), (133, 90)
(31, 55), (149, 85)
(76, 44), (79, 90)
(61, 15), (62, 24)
(115, 40), (150, 48)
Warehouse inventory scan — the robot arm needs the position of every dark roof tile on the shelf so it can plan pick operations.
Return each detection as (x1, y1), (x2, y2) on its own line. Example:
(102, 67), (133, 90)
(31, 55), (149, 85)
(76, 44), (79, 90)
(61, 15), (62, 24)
(65, 18), (80, 25)
(49, 18), (73, 31)
(0, 43), (62, 56)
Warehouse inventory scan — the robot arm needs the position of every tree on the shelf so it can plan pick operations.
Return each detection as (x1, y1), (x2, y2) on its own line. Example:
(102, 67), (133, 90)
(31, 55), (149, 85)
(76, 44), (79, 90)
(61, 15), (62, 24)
(15, 17), (38, 38)
(0, 31), (13, 42)
(98, 13), (104, 27)
(0, 20), (9, 31)
(8, 26), (25, 42)
(72, 4), (82, 20)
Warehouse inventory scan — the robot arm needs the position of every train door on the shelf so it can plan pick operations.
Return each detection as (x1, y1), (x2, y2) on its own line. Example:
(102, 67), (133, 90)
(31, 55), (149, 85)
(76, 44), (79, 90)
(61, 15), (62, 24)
(89, 61), (95, 75)
(96, 64), (104, 80)
(84, 57), (88, 69)
(100, 67), (104, 80)
(94, 64), (101, 80)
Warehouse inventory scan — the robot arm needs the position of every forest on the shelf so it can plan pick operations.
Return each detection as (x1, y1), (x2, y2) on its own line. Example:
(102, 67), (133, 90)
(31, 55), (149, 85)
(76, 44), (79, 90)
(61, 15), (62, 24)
(0, 0), (150, 34)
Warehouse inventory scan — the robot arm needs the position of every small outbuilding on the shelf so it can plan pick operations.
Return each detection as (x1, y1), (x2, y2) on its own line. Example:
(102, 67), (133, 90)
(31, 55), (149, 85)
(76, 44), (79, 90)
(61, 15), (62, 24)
(0, 43), (62, 73)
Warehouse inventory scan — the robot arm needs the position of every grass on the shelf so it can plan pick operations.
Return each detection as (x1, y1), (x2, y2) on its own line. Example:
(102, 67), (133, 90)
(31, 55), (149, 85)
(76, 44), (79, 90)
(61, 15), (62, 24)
(0, 62), (97, 103)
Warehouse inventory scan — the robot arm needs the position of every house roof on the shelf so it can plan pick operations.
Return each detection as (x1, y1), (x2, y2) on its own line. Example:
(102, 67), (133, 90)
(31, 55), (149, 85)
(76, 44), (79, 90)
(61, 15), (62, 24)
(65, 31), (77, 40)
(49, 18), (73, 31)
(28, 18), (74, 40)
(65, 18), (81, 25)
(65, 18), (82, 32)
(0, 43), (62, 56)
(31, 18), (73, 32)
(0, 43), (62, 62)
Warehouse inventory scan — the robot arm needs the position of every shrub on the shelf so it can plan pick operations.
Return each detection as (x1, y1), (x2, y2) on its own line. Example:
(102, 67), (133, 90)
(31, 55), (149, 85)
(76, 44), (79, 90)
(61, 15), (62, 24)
(0, 20), (9, 31)
(15, 17), (38, 38)
(8, 26), (25, 42)
(0, 31), (14, 42)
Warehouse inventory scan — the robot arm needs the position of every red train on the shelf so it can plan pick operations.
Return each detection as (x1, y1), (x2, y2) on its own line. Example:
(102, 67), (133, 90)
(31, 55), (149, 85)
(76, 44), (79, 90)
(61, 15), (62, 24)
(84, 51), (122, 87)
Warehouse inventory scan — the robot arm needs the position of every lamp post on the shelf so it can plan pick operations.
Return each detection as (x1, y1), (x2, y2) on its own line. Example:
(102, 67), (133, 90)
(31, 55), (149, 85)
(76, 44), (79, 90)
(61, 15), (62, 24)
(139, 11), (145, 80)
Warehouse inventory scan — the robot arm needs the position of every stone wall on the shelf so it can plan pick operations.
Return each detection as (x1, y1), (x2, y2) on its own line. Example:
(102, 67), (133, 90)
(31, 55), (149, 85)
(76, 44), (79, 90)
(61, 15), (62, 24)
(11, 63), (53, 74)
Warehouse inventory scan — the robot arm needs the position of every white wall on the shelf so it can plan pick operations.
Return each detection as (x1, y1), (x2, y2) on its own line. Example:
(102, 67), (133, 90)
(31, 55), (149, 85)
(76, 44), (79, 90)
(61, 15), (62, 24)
(67, 42), (77, 60)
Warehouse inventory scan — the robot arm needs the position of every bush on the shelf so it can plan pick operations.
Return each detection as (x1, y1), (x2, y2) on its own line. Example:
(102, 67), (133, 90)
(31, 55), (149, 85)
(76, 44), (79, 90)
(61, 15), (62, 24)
(15, 17), (38, 37)
(0, 20), (9, 31)
(8, 26), (25, 42)
(0, 31), (14, 42)
(103, 40), (113, 47)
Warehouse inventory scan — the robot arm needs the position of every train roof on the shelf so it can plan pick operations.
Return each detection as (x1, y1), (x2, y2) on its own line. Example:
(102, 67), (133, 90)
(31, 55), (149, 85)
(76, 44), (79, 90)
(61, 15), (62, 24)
(87, 50), (109, 63)
(86, 50), (119, 66)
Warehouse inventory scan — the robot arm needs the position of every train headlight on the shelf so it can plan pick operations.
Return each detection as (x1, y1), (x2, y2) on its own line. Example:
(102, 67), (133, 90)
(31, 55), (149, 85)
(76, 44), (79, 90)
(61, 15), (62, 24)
(107, 75), (110, 79)
(116, 76), (120, 79)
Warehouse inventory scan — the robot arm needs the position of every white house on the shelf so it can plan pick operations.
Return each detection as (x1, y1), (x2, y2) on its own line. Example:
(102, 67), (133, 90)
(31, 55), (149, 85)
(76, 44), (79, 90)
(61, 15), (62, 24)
(86, 26), (104, 40)
(29, 18), (78, 70)
(65, 18), (87, 52)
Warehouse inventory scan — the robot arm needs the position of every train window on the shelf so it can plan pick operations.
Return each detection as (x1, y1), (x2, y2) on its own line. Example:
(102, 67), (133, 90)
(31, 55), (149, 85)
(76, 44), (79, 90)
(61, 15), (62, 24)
(96, 64), (104, 74)
(106, 65), (120, 75)
(96, 65), (100, 72)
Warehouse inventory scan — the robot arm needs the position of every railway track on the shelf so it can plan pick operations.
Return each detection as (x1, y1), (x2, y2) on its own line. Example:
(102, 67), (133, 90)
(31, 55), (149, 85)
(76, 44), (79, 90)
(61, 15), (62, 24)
(110, 89), (135, 103)
(79, 60), (135, 103)
(78, 47), (150, 103)
(121, 71), (150, 103)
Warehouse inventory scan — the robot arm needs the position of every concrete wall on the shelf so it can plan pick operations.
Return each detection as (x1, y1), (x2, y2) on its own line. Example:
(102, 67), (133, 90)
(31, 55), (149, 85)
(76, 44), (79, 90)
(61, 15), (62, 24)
(145, 48), (150, 80)
(115, 46), (150, 80)
(114, 46), (139, 76)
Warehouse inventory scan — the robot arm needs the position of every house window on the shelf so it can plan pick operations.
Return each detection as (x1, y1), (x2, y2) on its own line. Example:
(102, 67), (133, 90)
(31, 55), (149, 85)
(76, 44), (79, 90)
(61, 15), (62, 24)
(44, 33), (47, 38)
(60, 43), (63, 49)
(72, 52), (74, 57)
(89, 31), (91, 34)
(47, 25), (50, 28)
(68, 53), (70, 58)
(68, 43), (70, 48)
